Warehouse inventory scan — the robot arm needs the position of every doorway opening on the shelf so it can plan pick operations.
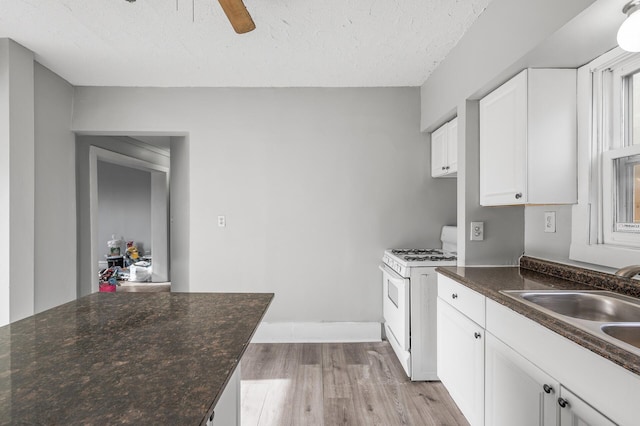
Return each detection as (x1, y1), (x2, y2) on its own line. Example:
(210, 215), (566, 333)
(93, 146), (169, 291)
(76, 134), (189, 296)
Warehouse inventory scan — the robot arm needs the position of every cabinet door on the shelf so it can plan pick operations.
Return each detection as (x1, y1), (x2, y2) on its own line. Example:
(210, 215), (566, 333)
(431, 123), (448, 177)
(447, 117), (458, 174)
(213, 365), (241, 426)
(437, 298), (484, 426)
(479, 69), (528, 206)
(485, 332), (559, 426)
(558, 387), (617, 426)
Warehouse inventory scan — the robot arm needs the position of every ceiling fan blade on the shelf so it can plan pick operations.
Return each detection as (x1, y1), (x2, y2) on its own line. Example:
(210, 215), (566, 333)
(218, 0), (256, 34)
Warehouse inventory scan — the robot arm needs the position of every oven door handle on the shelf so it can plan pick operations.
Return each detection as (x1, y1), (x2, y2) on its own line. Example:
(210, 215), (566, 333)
(378, 264), (405, 285)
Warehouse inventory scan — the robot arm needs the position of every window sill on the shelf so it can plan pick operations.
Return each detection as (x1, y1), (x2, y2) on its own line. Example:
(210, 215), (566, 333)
(569, 242), (640, 271)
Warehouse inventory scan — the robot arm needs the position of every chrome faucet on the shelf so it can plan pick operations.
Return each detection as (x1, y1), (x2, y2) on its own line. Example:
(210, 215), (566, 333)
(615, 265), (640, 278)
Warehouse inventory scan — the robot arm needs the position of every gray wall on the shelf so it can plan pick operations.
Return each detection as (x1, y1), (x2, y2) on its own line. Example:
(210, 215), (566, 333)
(169, 136), (189, 291)
(34, 63), (76, 313)
(1, 39), (76, 324)
(72, 87), (457, 323)
(524, 205), (573, 263)
(0, 42), (8, 325)
(1, 39), (35, 325)
(97, 161), (151, 260)
(421, 0), (626, 267)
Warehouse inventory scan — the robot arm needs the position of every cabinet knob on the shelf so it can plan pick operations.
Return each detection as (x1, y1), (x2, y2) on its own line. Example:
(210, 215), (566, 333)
(557, 397), (569, 408)
(474, 332), (481, 339)
(451, 293), (458, 299)
(445, 166), (450, 170)
(515, 193), (523, 199)
(543, 384), (553, 394)
(442, 166), (446, 170)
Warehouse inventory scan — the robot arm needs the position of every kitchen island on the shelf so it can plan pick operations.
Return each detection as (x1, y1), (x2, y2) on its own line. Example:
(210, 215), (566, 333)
(0, 292), (273, 425)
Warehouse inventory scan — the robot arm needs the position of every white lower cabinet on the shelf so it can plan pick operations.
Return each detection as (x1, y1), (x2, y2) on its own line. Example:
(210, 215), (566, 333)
(485, 332), (558, 426)
(437, 297), (484, 426)
(485, 331), (617, 426)
(558, 386), (617, 426)
(436, 274), (639, 426)
(486, 298), (637, 425)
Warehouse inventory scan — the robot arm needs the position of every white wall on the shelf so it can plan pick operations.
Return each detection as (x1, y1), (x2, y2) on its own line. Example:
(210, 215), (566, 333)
(72, 87), (457, 322)
(97, 161), (151, 260)
(33, 62), (76, 313)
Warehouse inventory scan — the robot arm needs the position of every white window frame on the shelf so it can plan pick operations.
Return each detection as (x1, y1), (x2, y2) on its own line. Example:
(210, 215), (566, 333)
(570, 47), (640, 268)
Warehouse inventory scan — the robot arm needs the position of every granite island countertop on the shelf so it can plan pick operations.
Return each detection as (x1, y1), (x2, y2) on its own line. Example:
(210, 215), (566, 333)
(0, 292), (273, 425)
(436, 257), (640, 376)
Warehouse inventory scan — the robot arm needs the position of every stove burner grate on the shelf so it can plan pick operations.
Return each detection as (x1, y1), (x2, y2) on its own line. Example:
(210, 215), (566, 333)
(404, 255), (456, 262)
(392, 248), (443, 256)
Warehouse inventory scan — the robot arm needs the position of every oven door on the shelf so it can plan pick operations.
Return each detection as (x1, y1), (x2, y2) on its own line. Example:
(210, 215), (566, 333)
(379, 264), (410, 351)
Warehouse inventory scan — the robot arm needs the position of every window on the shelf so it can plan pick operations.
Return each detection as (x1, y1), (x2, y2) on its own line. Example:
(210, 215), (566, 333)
(602, 54), (640, 247)
(570, 48), (640, 267)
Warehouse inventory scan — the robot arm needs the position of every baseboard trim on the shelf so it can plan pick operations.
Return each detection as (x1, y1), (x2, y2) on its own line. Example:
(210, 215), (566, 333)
(251, 322), (382, 343)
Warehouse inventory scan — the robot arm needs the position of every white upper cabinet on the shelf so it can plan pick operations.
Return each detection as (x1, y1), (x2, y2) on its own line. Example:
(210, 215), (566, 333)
(479, 69), (577, 206)
(431, 117), (458, 178)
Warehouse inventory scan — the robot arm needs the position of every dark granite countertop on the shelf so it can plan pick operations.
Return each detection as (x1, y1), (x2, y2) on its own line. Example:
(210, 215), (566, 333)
(0, 292), (273, 425)
(436, 257), (640, 376)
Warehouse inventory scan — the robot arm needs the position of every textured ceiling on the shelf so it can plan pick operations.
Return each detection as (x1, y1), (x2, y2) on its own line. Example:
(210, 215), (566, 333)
(0, 0), (491, 87)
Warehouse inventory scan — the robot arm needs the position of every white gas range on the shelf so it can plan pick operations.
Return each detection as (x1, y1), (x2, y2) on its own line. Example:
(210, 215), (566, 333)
(379, 226), (457, 381)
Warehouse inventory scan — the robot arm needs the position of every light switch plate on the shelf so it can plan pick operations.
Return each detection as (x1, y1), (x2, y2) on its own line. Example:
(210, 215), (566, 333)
(470, 221), (484, 241)
(544, 211), (556, 233)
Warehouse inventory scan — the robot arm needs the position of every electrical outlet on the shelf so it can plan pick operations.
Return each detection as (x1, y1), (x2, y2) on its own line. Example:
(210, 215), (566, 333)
(544, 211), (556, 233)
(218, 215), (226, 227)
(470, 222), (484, 241)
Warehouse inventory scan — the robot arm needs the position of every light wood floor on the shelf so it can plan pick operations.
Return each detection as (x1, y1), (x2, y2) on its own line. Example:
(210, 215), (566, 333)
(241, 342), (469, 426)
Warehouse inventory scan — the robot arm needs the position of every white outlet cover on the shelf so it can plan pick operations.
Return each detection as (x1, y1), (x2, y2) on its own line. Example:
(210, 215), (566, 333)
(544, 211), (556, 233)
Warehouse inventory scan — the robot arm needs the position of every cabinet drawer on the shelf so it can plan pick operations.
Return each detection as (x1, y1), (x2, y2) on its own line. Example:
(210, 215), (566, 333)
(438, 274), (485, 327)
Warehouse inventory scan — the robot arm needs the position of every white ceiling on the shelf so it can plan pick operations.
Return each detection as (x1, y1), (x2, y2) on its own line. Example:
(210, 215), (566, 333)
(0, 0), (492, 87)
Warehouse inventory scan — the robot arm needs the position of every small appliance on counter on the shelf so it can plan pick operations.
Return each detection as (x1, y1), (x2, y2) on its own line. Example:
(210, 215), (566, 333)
(379, 225), (457, 381)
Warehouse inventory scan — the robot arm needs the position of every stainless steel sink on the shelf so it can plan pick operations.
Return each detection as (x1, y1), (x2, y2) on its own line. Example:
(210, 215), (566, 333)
(517, 291), (640, 322)
(500, 289), (640, 356)
(601, 324), (640, 348)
